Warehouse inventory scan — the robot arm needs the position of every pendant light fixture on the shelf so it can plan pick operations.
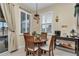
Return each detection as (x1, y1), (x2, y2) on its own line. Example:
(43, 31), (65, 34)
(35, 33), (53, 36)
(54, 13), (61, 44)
(33, 3), (40, 24)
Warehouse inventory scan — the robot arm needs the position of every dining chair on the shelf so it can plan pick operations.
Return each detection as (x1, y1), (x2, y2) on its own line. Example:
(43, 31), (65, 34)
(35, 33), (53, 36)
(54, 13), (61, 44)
(24, 32), (30, 36)
(41, 32), (47, 40)
(40, 35), (55, 56)
(23, 33), (30, 51)
(40, 32), (47, 45)
(26, 36), (38, 56)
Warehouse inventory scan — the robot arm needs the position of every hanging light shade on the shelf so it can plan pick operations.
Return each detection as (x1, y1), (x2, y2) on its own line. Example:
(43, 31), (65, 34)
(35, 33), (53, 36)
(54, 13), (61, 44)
(33, 3), (40, 23)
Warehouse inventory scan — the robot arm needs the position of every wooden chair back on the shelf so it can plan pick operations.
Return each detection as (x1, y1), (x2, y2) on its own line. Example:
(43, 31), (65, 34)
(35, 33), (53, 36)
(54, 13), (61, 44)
(49, 35), (56, 50)
(23, 33), (30, 50)
(27, 36), (35, 50)
(24, 33), (30, 37)
(24, 33), (30, 43)
(41, 32), (47, 40)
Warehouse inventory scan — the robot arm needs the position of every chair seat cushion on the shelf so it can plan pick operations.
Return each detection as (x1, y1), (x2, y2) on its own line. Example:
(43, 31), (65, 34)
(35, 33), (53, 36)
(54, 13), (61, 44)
(40, 45), (49, 51)
(28, 47), (38, 51)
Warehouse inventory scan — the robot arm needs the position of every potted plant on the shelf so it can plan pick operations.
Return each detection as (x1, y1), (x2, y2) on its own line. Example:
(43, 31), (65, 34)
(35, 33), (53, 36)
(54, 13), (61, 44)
(32, 31), (36, 36)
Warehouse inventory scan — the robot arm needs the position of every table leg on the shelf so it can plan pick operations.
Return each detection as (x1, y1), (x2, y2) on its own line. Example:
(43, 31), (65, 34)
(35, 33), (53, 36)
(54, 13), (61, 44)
(38, 43), (41, 56)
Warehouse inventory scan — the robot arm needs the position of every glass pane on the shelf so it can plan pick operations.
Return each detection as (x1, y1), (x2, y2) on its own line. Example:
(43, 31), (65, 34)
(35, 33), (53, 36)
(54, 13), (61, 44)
(27, 22), (30, 32)
(46, 24), (52, 33)
(4, 22), (8, 27)
(41, 24), (46, 32)
(27, 14), (30, 32)
(0, 22), (2, 28)
(21, 12), (26, 33)
(45, 13), (52, 23)
(42, 16), (46, 24)
(27, 14), (30, 20)
(46, 18), (52, 23)
(3, 22), (8, 36)
(21, 23), (26, 33)
(21, 12), (26, 21)
(0, 22), (8, 36)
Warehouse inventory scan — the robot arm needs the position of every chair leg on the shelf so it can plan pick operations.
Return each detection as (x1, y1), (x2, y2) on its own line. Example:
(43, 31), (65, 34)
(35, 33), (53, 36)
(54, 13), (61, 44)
(26, 50), (29, 56)
(49, 51), (50, 56)
(43, 50), (44, 55)
(25, 46), (26, 51)
(52, 50), (54, 56)
(26, 52), (27, 56)
(44, 51), (46, 54)
(36, 51), (38, 56)
(33, 51), (35, 56)
(26, 49), (27, 56)
(52, 51), (54, 56)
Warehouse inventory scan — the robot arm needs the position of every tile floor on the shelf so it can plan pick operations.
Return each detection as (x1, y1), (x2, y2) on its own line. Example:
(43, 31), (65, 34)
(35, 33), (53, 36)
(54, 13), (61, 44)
(0, 48), (76, 56)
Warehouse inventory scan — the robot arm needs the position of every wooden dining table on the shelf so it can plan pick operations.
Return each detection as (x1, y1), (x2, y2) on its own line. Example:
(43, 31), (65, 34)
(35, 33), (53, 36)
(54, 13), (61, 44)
(34, 37), (47, 56)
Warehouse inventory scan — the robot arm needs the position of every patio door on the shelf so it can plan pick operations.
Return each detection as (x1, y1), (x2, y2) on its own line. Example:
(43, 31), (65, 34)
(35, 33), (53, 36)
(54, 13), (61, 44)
(0, 5), (8, 53)
(0, 21), (8, 53)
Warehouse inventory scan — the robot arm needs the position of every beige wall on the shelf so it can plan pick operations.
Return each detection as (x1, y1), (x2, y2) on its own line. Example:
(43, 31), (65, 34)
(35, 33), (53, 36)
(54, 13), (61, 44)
(14, 3), (77, 49)
(38, 3), (77, 36)
(14, 4), (35, 48)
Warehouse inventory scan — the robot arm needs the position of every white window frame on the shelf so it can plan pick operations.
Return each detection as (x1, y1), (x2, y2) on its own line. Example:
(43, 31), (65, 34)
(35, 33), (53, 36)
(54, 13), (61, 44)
(40, 12), (53, 35)
(19, 9), (31, 35)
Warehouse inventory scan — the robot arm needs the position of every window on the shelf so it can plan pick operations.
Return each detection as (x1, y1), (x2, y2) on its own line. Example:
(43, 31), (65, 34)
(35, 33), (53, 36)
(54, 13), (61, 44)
(0, 22), (8, 36)
(0, 21), (8, 53)
(20, 9), (30, 33)
(0, 7), (8, 53)
(41, 12), (53, 34)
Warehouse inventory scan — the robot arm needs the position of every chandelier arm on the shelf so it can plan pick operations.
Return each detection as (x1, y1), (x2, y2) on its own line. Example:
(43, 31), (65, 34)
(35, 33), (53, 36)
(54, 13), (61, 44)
(34, 3), (40, 24)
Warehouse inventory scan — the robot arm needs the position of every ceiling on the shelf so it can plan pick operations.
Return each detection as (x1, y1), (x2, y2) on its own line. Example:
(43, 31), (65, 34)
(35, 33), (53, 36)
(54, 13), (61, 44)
(19, 3), (53, 11)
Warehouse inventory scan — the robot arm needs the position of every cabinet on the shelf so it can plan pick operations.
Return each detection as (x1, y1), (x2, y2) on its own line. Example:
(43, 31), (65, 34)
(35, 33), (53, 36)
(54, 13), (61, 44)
(56, 36), (79, 55)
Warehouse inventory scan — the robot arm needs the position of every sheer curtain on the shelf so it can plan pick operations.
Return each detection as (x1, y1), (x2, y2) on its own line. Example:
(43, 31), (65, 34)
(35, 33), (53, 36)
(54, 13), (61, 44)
(1, 3), (17, 52)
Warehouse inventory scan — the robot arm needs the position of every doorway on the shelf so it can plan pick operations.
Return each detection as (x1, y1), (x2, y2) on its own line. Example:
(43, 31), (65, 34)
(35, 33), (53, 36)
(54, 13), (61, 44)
(0, 6), (8, 53)
(0, 21), (8, 53)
